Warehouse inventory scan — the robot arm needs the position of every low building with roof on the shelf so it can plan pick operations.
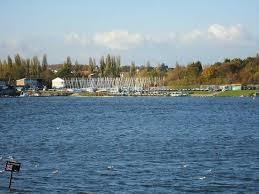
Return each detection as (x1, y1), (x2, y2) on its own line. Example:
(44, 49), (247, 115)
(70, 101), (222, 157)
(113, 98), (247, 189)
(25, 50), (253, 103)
(231, 84), (242, 91)
(16, 78), (43, 90)
(52, 77), (65, 89)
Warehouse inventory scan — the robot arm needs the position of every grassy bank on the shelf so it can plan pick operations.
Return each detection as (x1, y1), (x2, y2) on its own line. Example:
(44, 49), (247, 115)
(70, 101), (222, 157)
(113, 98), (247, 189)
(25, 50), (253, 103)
(37, 90), (72, 96)
(79, 91), (111, 97)
(190, 91), (215, 96)
(191, 90), (259, 97)
(215, 90), (259, 97)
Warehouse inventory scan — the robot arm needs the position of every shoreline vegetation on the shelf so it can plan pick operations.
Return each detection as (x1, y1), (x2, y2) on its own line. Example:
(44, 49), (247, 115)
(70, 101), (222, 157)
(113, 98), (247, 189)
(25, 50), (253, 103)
(8, 89), (258, 98)
(1, 54), (259, 98)
(190, 90), (259, 97)
(75, 90), (259, 97)
(0, 54), (259, 88)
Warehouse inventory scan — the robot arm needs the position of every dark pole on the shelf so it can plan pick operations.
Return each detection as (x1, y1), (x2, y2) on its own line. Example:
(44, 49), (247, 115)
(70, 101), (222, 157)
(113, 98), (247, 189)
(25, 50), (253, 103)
(8, 171), (13, 190)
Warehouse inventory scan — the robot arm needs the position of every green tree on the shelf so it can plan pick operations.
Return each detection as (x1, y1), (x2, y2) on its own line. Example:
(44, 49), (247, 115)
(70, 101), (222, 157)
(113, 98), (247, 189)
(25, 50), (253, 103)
(30, 56), (41, 78)
(99, 56), (105, 77)
(57, 56), (73, 78)
(73, 60), (82, 77)
(104, 54), (112, 77)
(89, 57), (96, 74)
(129, 61), (136, 77)
(1, 60), (8, 80)
(115, 56), (121, 77)
(25, 58), (30, 77)
(14, 54), (26, 79)
(186, 61), (203, 84)
(7, 55), (14, 81)
(156, 63), (168, 77)
(42, 54), (48, 71)
(0, 59), (3, 79)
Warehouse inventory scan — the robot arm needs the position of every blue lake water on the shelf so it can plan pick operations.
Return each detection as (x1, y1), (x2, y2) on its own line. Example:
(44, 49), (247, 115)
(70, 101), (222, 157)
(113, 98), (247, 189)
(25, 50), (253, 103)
(0, 96), (258, 193)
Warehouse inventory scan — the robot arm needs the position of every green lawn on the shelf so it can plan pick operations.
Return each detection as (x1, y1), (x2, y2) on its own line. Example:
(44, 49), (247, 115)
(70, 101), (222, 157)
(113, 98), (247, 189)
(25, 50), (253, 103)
(215, 90), (259, 97)
(79, 91), (110, 96)
(190, 90), (259, 97)
(190, 91), (215, 96)
(39, 90), (72, 96)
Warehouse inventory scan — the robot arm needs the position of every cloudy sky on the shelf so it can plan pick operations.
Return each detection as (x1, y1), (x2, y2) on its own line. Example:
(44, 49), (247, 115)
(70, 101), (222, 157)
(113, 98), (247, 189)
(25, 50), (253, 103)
(0, 0), (259, 66)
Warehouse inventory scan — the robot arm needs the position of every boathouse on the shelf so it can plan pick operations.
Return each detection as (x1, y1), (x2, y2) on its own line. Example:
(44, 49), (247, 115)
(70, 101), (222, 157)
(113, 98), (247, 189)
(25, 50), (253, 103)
(52, 77), (65, 89)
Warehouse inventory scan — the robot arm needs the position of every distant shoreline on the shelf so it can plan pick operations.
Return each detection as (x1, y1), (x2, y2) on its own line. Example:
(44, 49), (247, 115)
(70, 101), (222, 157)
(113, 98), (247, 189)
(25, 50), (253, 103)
(1, 89), (258, 98)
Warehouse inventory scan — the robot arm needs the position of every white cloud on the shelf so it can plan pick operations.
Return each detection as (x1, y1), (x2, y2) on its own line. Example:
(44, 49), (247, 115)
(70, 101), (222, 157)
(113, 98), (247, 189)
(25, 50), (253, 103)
(64, 32), (90, 45)
(62, 24), (252, 50)
(93, 30), (144, 50)
(180, 30), (203, 43)
(144, 33), (176, 44)
(64, 32), (80, 42)
(93, 31), (177, 49)
(0, 40), (18, 50)
(207, 24), (245, 41)
(0, 39), (38, 56)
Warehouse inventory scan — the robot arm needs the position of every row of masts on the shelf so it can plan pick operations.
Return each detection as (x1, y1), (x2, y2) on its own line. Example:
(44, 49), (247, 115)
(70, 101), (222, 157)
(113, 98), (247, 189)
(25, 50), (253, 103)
(64, 77), (165, 92)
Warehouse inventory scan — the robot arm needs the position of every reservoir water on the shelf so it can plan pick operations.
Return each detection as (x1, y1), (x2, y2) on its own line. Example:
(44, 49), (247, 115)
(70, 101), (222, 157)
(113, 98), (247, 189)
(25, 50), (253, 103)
(0, 97), (258, 193)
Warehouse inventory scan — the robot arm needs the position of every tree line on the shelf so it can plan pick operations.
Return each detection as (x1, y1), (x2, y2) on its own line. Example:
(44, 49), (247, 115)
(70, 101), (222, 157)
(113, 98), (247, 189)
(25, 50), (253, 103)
(0, 53), (259, 87)
(0, 54), (54, 87)
(165, 55), (259, 87)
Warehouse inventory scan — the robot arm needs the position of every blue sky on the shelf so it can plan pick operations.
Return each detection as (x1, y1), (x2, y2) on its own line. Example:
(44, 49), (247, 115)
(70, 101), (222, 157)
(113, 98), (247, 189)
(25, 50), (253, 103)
(0, 0), (259, 66)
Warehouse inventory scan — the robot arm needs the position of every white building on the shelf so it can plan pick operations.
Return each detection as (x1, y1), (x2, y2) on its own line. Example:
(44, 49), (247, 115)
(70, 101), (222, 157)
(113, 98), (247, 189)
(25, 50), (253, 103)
(52, 77), (65, 89)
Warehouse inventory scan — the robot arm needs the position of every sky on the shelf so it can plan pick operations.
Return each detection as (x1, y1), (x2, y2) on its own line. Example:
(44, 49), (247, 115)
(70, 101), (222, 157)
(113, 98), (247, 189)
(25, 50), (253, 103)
(0, 0), (259, 66)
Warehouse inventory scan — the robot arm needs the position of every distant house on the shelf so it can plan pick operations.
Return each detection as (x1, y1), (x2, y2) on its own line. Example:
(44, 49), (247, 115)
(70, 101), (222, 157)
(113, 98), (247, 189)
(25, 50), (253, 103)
(16, 78), (42, 89)
(52, 77), (65, 89)
(219, 84), (242, 91)
(231, 84), (242, 91)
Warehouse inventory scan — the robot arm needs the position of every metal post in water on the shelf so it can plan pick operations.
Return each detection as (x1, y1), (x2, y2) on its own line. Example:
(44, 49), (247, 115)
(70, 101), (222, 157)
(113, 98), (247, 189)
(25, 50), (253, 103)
(5, 161), (21, 191)
(8, 171), (13, 190)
